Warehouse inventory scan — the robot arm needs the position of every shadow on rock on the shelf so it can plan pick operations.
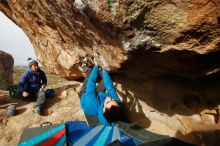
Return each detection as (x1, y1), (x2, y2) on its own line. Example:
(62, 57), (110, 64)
(16, 108), (26, 115)
(111, 49), (220, 142)
(175, 129), (220, 146)
(43, 96), (62, 116)
(117, 86), (151, 129)
(114, 49), (220, 116)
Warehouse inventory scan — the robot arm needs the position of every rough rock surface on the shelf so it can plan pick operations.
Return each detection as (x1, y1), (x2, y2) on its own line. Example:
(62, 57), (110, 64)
(0, 0), (219, 79)
(0, 81), (84, 146)
(0, 51), (14, 90)
(0, 0), (220, 145)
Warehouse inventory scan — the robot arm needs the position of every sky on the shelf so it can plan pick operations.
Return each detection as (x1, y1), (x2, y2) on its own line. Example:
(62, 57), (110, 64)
(0, 12), (36, 66)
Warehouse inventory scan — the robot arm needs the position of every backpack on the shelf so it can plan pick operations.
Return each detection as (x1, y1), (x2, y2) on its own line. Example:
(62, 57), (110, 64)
(8, 85), (21, 98)
(45, 89), (55, 98)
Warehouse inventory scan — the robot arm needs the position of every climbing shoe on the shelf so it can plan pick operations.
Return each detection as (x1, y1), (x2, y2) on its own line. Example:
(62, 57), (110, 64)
(82, 56), (94, 67)
(34, 106), (43, 115)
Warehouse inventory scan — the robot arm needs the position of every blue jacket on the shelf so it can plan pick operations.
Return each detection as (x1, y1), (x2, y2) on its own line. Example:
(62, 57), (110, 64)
(19, 67), (47, 92)
(80, 66), (121, 126)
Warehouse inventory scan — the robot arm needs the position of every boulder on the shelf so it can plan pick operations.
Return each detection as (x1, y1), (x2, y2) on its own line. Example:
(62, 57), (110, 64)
(0, 51), (14, 90)
(0, 0), (219, 79)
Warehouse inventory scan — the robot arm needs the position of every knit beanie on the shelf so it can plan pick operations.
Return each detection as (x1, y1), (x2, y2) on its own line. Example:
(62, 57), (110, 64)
(27, 58), (38, 67)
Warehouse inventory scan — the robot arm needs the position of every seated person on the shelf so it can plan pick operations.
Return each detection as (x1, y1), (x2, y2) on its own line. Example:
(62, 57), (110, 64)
(18, 58), (47, 115)
(80, 58), (122, 126)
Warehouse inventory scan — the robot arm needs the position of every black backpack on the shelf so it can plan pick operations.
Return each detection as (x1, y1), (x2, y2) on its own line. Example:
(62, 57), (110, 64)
(8, 85), (21, 98)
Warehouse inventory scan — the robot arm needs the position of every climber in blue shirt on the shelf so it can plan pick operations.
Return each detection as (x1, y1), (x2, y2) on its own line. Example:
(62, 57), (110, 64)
(18, 58), (47, 115)
(80, 57), (122, 126)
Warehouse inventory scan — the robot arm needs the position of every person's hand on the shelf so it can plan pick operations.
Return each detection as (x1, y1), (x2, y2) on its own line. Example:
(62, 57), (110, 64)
(93, 53), (109, 69)
(39, 88), (44, 93)
(22, 92), (29, 97)
(94, 57), (99, 66)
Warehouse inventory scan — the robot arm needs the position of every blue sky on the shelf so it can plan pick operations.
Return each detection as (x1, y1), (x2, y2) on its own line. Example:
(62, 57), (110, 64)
(0, 12), (36, 66)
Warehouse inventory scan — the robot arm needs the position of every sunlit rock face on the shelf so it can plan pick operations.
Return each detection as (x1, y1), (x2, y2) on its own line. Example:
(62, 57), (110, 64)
(0, 0), (219, 79)
(0, 0), (220, 145)
(0, 51), (14, 90)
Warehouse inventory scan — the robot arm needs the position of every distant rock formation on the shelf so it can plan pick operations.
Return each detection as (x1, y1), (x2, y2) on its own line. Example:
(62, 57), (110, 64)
(0, 51), (14, 90)
(0, 1), (220, 145)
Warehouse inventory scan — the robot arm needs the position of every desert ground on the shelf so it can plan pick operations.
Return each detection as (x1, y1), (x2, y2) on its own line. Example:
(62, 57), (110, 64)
(0, 66), (84, 145)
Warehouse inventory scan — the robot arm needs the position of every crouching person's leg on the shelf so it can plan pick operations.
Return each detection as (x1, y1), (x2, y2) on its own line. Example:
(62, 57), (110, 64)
(34, 92), (45, 115)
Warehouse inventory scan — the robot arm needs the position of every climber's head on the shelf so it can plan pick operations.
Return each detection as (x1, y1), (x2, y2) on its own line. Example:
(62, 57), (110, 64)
(27, 58), (39, 72)
(103, 96), (122, 123)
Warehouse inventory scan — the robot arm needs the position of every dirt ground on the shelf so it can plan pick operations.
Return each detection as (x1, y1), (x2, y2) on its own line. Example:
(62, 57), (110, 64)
(0, 81), (84, 146)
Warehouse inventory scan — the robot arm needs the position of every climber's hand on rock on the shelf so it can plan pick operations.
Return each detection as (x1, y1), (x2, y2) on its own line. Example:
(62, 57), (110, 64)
(39, 88), (44, 93)
(94, 57), (100, 66)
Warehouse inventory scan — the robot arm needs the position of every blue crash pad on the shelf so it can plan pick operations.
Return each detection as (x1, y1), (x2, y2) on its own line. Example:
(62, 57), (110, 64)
(65, 121), (141, 146)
